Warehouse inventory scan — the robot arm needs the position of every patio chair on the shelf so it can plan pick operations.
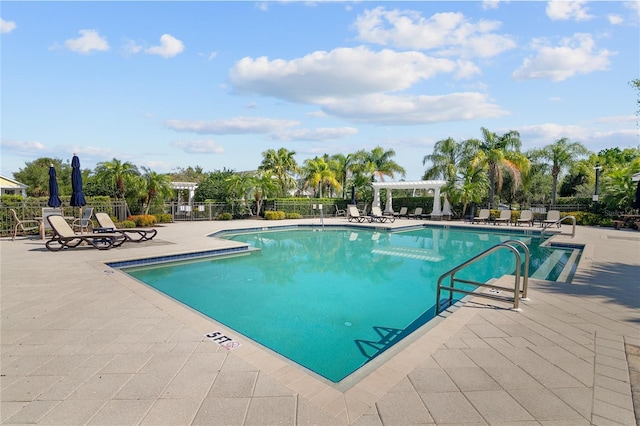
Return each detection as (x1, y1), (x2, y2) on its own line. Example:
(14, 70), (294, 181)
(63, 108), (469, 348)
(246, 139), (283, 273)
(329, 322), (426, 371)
(334, 204), (346, 217)
(408, 207), (423, 219)
(543, 210), (561, 228)
(369, 206), (395, 223)
(393, 207), (408, 218)
(473, 209), (490, 224)
(95, 212), (157, 242)
(494, 209), (512, 225)
(347, 206), (370, 223)
(72, 207), (94, 233)
(516, 210), (534, 227)
(10, 208), (40, 240)
(46, 215), (126, 251)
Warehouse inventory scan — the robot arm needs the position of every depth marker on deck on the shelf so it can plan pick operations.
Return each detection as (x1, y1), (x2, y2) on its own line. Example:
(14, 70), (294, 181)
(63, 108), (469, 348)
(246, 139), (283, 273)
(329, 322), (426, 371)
(205, 331), (241, 350)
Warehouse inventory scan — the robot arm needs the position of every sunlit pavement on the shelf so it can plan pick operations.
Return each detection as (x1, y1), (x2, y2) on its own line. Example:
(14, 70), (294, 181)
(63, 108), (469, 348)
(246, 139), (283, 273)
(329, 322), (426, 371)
(1, 218), (639, 425)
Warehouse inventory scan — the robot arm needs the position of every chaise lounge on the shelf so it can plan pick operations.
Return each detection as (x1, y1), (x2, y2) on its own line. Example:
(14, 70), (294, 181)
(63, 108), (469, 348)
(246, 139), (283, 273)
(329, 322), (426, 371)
(494, 209), (512, 225)
(347, 206), (370, 223)
(473, 209), (490, 224)
(46, 215), (126, 251)
(369, 206), (396, 223)
(516, 210), (534, 227)
(95, 212), (158, 242)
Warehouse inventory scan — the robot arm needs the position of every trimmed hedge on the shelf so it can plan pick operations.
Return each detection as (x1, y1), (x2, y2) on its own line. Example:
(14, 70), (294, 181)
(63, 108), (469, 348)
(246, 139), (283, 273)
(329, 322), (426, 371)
(264, 211), (286, 220)
(127, 214), (157, 227)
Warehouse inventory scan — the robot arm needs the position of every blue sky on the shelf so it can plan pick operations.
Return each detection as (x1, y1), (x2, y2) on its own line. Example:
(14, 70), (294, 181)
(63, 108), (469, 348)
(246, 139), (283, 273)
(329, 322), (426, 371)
(1, 1), (638, 181)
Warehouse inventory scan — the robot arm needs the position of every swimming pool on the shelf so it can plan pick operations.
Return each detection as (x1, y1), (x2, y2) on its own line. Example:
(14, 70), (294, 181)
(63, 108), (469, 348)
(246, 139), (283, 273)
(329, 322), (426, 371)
(122, 226), (579, 383)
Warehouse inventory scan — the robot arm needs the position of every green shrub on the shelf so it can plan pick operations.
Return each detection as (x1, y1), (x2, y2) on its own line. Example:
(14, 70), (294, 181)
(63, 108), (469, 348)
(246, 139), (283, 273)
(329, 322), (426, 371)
(561, 211), (602, 226)
(285, 212), (302, 219)
(127, 214), (157, 227)
(153, 213), (172, 223)
(216, 212), (233, 221)
(118, 220), (136, 228)
(264, 210), (286, 220)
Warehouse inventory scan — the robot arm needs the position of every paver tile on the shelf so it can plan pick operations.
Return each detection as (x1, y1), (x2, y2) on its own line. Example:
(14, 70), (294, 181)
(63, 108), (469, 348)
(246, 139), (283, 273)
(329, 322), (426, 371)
(464, 390), (534, 423)
(375, 391), (433, 425)
(508, 388), (585, 421)
(419, 391), (486, 424)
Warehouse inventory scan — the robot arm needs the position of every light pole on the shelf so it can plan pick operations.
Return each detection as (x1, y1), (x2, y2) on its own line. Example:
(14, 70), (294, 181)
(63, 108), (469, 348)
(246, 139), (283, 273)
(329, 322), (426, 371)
(593, 164), (602, 213)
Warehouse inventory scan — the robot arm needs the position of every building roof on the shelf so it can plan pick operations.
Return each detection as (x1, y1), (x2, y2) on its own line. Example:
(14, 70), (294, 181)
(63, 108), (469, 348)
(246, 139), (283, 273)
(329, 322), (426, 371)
(0, 175), (28, 189)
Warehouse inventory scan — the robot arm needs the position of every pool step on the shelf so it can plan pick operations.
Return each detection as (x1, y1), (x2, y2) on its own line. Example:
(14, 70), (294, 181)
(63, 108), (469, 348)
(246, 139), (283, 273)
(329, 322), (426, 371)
(530, 249), (579, 282)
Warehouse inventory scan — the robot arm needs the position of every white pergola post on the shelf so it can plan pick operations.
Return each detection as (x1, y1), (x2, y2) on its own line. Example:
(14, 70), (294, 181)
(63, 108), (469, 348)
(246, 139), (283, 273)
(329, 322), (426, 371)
(370, 180), (447, 217)
(431, 187), (442, 217)
(372, 187), (381, 209)
(385, 189), (393, 214)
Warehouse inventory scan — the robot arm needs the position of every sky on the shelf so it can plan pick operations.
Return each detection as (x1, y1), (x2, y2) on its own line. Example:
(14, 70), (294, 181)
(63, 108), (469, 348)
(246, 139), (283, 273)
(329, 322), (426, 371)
(1, 0), (639, 181)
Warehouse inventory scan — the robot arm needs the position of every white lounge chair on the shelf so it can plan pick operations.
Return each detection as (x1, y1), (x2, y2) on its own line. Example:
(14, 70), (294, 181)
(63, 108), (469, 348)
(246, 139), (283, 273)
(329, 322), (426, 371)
(46, 215), (126, 251)
(543, 210), (561, 228)
(95, 212), (158, 242)
(347, 206), (369, 223)
(393, 207), (408, 218)
(473, 209), (490, 224)
(494, 209), (512, 225)
(72, 207), (94, 233)
(369, 206), (395, 223)
(408, 207), (423, 219)
(517, 210), (534, 227)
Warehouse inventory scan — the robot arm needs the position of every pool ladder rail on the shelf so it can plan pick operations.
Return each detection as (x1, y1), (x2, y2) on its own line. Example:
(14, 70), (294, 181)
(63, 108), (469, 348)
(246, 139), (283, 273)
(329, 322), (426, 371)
(435, 239), (530, 313)
(540, 215), (576, 239)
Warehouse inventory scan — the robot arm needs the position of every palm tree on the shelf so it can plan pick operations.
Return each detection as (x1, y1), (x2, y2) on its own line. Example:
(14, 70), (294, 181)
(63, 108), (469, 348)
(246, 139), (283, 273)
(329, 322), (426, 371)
(327, 153), (356, 199)
(258, 148), (300, 197)
(602, 161), (640, 210)
(355, 146), (406, 182)
(454, 164), (490, 217)
(94, 158), (140, 200)
(532, 138), (588, 207)
(470, 128), (529, 208)
(140, 167), (173, 215)
(226, 172), (257, 215)
(302, 157), (341, 198)
(422, 137), (474, 183)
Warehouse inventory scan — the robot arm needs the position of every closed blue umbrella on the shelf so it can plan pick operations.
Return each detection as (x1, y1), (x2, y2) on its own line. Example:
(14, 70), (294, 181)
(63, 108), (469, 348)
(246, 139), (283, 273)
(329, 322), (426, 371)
(47, 164), (62, 208)
(350, 186), (356, 204)
(70, 154), (86, 208)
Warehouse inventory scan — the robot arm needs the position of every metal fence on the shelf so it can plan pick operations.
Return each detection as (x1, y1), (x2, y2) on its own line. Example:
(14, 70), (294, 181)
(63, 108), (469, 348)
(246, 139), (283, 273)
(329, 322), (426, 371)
(0, 201), (129, 237)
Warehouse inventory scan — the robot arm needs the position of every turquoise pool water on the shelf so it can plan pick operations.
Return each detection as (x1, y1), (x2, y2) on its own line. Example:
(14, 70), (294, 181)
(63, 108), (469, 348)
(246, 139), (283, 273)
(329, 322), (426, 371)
(124, 227), (577, 382)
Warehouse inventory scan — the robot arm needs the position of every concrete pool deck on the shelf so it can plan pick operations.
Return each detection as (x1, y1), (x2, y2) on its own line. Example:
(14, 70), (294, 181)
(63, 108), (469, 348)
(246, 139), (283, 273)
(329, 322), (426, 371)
(1, 218), (639, 425)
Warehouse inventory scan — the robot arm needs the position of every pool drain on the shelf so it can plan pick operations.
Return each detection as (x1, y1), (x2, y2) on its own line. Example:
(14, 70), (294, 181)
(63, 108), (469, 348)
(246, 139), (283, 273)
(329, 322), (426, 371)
(344, 321), (352, 327)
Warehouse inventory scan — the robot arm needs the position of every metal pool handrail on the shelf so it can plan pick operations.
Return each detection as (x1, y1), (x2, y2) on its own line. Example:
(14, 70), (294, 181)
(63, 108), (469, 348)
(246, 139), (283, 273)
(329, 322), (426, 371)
(435, 240), (530, 313)
(541, 215), (576, 239)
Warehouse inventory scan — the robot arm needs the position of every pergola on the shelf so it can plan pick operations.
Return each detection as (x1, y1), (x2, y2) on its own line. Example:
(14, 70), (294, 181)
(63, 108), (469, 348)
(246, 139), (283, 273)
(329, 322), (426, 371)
(371, 180), (448, 216)
(171, 181), (198, 205)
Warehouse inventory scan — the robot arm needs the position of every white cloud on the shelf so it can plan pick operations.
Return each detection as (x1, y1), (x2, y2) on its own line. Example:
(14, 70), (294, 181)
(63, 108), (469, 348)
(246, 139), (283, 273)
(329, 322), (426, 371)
(512, 33), (613, 82)
(626, 1), (640, 18)
(145, 34), (184, 58)
(171, 139), (224, 154)
(319, 92), (509, 125)
(63, 29), (109, 54)
(517, 122), (639, 151)
(549, 96), (563, 102)
(352, 7), (516, 58)
(0, 139), (45, 154)
(1, 17), (17, 34)
(607, 14), (624, 25)
(123, 39), (143, 55)
(271, 127), (359, 142)
(593, 115), (637, 124)
(230, 46), (457, 103)
(546, 0), (593, 21)
(482, 0), (501, 10)
(165, 116), (300, 134)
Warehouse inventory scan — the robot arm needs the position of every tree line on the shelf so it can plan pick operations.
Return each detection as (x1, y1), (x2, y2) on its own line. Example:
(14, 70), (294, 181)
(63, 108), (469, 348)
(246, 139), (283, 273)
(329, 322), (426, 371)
(10, 129), (640, 216)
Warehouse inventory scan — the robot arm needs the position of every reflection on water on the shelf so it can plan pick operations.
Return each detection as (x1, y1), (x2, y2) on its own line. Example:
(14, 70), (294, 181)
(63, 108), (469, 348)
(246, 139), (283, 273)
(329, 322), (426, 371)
(126, 227), (572, 382)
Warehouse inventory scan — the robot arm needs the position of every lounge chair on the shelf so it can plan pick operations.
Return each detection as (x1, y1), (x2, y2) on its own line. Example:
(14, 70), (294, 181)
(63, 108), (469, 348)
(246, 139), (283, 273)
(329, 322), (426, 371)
(494, 209), (512, 225)
(473, 209), (490, 224)
(393, 207), (408, 218)
(10, 208), (40, 240)
(46, 215), (126, 251)
(334, 204), (346, 217)
(347, 206), (369, 223)
(369, 206), (395, 223)
(543, 210), (561, 228)
(408, 207), (423, 219)
(72, 207), (94, 233)
(95, 212), (158, 242)
(516, 210), (534, 227)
